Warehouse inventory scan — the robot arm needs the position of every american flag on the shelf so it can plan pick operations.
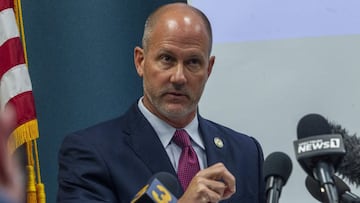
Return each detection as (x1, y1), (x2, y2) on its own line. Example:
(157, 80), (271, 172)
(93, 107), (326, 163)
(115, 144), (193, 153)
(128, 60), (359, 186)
(0, 0), (39, 150)
(1, 1), (46, 202)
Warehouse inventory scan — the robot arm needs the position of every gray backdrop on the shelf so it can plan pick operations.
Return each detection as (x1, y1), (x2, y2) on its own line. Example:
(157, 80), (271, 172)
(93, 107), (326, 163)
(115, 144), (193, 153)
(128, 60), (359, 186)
(199, 36), (360, 202)
(190, 1), (360, 202)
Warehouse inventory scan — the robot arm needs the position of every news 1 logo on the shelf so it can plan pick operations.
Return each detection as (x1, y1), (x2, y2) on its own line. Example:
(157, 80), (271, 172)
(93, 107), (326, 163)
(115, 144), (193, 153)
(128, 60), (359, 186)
(297, 138), (340, 153)
(293, 134), (345, 159)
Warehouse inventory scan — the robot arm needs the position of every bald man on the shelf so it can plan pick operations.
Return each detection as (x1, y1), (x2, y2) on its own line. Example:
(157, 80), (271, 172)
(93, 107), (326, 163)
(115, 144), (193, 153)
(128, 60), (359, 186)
(57, 3), (265, 203)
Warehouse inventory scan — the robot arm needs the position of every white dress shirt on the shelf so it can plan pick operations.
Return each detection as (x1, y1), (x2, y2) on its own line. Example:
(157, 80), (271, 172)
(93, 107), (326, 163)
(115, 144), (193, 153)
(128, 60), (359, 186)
(138, 98), (207, 172)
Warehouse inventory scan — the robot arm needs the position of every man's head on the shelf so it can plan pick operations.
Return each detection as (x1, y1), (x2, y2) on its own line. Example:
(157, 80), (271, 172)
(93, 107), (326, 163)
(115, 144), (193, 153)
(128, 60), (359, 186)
(134, 3), (215, 128)
(142, 3), (213, 55)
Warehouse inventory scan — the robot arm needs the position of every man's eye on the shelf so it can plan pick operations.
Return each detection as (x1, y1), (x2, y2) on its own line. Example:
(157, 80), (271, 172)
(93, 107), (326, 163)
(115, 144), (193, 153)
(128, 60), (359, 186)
(186, 58), (202, 71)
(160, 55), (173, 62)
(188, 58), (200, 65)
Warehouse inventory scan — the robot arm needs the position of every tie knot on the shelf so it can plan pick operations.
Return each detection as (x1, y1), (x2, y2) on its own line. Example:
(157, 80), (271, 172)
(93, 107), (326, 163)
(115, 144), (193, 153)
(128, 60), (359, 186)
(172, 129), (191, 148)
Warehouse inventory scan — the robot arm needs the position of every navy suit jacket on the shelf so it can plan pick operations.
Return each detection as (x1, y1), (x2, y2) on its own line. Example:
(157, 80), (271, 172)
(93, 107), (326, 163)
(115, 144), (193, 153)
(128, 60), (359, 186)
(57, 103), (265, 202)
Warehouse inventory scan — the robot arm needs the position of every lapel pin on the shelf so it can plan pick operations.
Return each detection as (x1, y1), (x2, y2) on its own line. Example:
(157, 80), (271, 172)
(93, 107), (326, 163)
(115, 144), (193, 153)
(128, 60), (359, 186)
(214, 137), (224, 148)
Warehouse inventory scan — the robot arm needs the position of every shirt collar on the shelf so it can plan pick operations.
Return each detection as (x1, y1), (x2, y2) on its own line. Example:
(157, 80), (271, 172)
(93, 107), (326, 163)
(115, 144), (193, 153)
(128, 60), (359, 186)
(138, 97), (205, 150)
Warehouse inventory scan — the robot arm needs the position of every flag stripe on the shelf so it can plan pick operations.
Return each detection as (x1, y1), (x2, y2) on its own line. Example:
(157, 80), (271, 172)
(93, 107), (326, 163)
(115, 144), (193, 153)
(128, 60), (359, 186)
(0, 8), (20, 46)
(1, 0), (41, 153)
(0, 0), (12, 11)
(0, 64), (32, 110)
(9, 91), (36, 126)
(0, 37), (25, 77)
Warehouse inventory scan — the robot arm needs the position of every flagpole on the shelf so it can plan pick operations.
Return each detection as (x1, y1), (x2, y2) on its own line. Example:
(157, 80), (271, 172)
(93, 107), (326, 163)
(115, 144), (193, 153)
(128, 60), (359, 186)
(15, 0), (28, 65)
(26, 142), (37, 203)
(12, 0), (46, 202)
(34, 140), (46, 203)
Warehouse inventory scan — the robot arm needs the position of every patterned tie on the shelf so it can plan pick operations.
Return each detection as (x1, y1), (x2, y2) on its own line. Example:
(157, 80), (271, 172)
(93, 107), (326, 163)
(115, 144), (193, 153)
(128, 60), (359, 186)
(172, 129), (200, 191)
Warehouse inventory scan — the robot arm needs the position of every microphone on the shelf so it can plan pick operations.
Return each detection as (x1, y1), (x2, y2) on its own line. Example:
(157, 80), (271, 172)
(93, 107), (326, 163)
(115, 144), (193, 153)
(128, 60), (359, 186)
(329, 122), (360, 186)
(306, 175), (360, 203)
(131, 172), (181, 203)
(293, 113), (346, 203)
(264, 151), (293, 203)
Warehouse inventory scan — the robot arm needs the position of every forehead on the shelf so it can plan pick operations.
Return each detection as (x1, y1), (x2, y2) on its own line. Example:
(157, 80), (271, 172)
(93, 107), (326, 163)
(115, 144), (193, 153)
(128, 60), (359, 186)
(148, 9), (211, 54)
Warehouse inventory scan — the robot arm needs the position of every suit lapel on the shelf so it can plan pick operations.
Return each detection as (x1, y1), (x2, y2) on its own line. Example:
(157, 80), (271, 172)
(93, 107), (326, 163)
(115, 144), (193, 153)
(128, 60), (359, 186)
(124, 104), (177, 176)
(198, 116), (229, 168)
(199, 117), (236, 203)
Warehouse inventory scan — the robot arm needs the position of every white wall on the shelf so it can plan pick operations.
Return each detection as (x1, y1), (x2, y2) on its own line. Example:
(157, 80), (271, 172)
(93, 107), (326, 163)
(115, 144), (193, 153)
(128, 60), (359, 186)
(190, 1), (360, 202)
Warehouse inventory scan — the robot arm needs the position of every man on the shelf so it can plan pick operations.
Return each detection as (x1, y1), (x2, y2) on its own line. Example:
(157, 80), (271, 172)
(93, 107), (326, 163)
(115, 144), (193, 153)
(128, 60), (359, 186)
(57, 2), (265, 203)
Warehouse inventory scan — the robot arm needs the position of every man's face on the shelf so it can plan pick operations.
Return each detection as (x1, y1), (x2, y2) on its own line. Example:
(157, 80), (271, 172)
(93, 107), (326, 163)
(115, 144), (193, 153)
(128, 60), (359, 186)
(134, 13), (214, 126)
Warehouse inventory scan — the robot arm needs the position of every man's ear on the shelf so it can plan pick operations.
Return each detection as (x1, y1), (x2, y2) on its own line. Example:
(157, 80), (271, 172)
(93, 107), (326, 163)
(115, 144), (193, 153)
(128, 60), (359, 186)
(134, 46), (145, 77)
(207, 55), (215, 77)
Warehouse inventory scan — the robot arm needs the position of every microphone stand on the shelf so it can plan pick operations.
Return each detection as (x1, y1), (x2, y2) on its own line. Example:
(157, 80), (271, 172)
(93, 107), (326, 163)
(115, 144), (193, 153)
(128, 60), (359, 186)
(266, 177), (283, 203)
(313, 162), (339, 203)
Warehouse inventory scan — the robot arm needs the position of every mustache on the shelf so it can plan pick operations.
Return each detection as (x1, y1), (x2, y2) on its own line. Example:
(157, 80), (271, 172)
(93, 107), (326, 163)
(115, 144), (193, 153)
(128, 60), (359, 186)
(160, 86), (190, 98)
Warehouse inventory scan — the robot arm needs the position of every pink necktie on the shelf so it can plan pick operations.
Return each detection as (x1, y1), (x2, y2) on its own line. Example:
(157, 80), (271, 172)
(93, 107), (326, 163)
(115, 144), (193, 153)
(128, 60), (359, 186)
(172, 129), (200, 191)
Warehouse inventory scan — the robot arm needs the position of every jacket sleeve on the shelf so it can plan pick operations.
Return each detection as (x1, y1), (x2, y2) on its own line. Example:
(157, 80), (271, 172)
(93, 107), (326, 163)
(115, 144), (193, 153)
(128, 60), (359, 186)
(251, 137), (266, 203)
(57, 133), (117, 203)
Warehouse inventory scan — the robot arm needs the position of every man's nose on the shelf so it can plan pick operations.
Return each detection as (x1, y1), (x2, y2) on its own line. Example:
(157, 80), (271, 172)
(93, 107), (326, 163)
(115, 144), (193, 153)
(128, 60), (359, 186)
(170, 64), (187, 86)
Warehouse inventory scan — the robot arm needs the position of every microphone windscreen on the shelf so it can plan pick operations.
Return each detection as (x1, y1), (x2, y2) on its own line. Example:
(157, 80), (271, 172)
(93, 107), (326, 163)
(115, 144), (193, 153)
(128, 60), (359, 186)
(263, 152), (293, 185)
(148, 172), (181, 198)
(329, 122), (360, 186)
(297, 114), (331, 139)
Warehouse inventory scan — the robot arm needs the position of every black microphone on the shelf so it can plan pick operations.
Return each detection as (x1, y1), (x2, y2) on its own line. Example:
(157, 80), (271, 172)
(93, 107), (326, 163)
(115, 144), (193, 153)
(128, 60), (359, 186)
(329, 122), (360, 187)
(131, 172), (181, 203)
(306, 175), (360, 203)
(264, 151), (293, 203)
(293, 113), (346, 203)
